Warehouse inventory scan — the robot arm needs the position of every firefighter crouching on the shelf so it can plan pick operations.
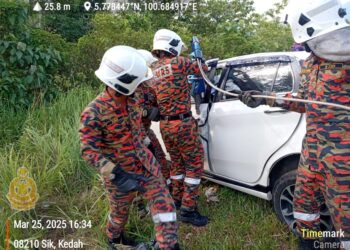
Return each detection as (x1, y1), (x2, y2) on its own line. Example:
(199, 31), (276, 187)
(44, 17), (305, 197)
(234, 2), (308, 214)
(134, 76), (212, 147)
(79, 46), (179, 250)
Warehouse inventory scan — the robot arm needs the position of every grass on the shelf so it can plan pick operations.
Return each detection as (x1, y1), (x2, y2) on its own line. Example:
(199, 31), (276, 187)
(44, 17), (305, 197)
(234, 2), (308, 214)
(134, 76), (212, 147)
(0, 87), (297, 250)
(0, 104), (28, 148)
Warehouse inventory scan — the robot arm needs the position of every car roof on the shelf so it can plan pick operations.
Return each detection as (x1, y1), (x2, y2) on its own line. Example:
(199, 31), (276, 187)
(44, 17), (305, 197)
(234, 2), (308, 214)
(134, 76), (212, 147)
(217, 51), (310, 67)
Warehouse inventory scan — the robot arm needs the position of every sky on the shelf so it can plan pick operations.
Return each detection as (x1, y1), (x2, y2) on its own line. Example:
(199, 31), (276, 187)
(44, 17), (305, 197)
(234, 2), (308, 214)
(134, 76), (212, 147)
(253, 0), (284, 14)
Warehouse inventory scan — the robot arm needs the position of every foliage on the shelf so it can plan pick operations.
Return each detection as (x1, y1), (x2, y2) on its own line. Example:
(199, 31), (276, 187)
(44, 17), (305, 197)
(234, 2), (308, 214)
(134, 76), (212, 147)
(251, 18), (294, 53)
(0, 1), (298, 248)
(40, 0), (95, 42)
(0, 1), (63, 109)
(30, 29), (71, 57)
(0, 87), (297, 249)
(0, 39), (62, 108)
(76, 0), (293, 72)
(0, 104), (28, 146)
(0, 1), (29, 41)
(251, 0), (293, 53)
(0, 39), (62, 107)
(76, 13), (154, 80)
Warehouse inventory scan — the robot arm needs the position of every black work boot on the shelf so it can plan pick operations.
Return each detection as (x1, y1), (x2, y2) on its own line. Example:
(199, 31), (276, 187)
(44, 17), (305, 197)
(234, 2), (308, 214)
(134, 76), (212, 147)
(108, 241), (148, 250)
(108, 232), (137, 249)
(107, 239), (119, 250)
(154, 242), (180, 250)
(174, 200), (181, 210)
(179, 209), (208, 227)
(299, 238), (317, 250)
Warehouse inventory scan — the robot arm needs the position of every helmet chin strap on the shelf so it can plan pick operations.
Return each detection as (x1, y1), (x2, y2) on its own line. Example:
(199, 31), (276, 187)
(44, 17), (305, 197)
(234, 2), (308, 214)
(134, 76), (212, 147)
(197, 59), (350, 111)
(107, 86), (128, 101)
(154, 50), (174, 59)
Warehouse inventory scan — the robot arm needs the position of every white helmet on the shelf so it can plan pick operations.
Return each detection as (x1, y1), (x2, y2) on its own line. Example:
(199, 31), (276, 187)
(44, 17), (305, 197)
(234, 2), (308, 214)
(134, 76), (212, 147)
(152, 29), (187, 56)
(137, 49), (158, 67)
(95, 46), (152, 96)
(287, 0), (350, 43)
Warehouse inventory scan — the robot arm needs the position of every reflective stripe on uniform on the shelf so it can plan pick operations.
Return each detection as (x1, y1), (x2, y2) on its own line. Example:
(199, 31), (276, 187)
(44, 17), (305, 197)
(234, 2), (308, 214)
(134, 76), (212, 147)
(170, 174), (184, 180)
(293, 211), (320, 221)
(108, 214), (117, 226)
(152, 212), (177, 223)
(184, 177), (201, 185)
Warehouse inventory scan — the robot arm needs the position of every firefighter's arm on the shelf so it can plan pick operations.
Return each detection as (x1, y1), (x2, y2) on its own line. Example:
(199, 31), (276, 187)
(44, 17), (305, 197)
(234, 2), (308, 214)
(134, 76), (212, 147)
(184, 57), (208, 76)
(240, 74), (307, 112)
(79, 111), (115, 176)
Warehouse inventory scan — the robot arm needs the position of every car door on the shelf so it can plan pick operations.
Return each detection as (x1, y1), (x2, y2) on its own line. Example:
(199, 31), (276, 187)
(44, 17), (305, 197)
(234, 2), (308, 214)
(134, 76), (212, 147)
(206, 58), (302, 183)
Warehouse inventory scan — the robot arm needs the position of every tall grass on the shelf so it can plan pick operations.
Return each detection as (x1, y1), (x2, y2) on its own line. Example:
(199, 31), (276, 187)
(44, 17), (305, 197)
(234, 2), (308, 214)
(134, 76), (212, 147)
(0, 87), (297, 250)
(0, 104), (28, 147)
(0, 87), (103, 247)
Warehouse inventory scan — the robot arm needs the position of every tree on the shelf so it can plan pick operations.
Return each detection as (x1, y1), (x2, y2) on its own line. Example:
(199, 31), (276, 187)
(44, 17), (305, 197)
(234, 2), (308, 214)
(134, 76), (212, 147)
(41, 0), (98, 42)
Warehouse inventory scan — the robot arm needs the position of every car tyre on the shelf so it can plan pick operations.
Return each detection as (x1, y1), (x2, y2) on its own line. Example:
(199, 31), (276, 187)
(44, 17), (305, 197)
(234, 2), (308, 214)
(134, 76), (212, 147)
(272, 170), (332, 232)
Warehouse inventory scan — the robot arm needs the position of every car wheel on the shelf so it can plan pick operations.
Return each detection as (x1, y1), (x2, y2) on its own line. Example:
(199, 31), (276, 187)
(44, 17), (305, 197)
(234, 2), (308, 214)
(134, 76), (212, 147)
(272, 170), (333, 232)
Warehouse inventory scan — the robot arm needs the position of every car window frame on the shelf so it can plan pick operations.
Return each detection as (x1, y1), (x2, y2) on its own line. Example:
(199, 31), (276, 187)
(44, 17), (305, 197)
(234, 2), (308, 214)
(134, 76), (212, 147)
(214, 56), (297, 103)
(270, 61), (295, 94)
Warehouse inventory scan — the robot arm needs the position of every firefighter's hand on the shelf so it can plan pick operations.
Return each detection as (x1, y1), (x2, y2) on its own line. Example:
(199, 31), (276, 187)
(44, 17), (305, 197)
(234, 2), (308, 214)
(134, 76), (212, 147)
(239, 90), (266, 108)
(110, 167), (148, 193)
(143, 107), (160, 121)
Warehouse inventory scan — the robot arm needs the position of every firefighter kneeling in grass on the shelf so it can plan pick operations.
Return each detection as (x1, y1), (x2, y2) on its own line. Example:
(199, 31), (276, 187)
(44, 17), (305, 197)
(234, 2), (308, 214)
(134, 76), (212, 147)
(79, 46), (179, 250)
(151, 29), (208, 227)
(239, 0), (350, 249)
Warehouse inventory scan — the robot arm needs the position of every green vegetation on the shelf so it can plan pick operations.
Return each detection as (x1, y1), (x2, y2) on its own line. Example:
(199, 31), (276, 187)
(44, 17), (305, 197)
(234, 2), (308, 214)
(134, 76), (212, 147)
(0, 0), (297, 249)
(0, 88), (297, 250)
(0, 1), (62, 109)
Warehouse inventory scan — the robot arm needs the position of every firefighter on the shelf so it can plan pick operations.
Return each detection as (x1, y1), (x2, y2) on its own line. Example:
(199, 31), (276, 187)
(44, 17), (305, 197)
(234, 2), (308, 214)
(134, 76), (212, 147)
(137, 49), (171, 186)
(79, 46), (179, 250)
(239, 0), (350, 249)
(151, 29), (208, 227)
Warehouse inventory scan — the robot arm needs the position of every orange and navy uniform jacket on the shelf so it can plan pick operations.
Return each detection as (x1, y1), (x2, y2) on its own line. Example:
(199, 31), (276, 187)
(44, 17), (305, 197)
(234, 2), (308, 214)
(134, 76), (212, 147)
(277, 54), (350, 240)
(152, 56), (206, 116)
(79, 88), (161, 177)
(273, 54), (350, 151)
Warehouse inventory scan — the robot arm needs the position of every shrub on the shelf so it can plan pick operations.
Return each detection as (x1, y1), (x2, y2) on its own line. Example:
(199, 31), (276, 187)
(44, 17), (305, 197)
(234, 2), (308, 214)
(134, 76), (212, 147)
(30, 29), (71, 57)
(0, 40), (62, 107)
(0, 1), (63, 109)
(76, 13), (154, 77)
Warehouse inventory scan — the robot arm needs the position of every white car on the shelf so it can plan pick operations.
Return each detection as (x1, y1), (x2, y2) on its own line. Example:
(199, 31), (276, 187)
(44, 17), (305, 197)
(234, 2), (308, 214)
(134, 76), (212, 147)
(152, 51), (331, 231)
(151, 51), (331, 230)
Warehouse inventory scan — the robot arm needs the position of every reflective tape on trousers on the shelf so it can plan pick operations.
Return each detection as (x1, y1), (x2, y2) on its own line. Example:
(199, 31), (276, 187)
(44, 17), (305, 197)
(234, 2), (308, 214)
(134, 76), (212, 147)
(108, 214), (117, 226)
(170, 174), (184, 180)
(293, 211), (320, 221)
(152, 212), (177, 223)
(184, 177), (201, 185)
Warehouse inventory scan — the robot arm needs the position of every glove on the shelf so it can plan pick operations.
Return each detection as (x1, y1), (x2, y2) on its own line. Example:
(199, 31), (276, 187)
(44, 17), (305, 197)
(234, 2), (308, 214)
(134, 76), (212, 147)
(239, 90), (266, 108)
(110, 167), (148, 193)
(143, 107), (160, 122)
